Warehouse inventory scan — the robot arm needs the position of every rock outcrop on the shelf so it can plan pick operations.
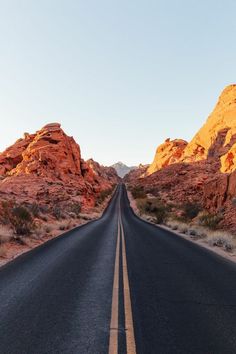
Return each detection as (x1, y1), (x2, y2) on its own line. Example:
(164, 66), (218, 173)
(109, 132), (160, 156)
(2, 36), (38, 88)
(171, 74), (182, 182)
(143, 85), (236, 176)
(0, 123), (119, 212)
(126, 84), (236, 231)
(146, 139), (187, 175)
(182, 84), (236, 163)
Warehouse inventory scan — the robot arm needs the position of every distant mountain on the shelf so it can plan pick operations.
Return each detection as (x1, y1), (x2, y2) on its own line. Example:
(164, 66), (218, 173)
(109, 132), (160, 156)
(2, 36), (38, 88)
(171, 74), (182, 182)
(111, 162), (137, 178)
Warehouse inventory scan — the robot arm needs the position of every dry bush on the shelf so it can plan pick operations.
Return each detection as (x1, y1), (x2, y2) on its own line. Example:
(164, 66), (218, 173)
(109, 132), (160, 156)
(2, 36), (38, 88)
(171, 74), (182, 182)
(96, 188), (114, 205)
(52, 206), (63, 220)
(11, 206), (35, 235)
(207, 232), (235, 252)
(70, 202), (81, 217)
(178, 224), (188, 234)
(80, 214), (93, 221)
(166, 220), (207, 239)
(130, 186), (146, 199)
(136, 197), (170, 224)
(198, 212), (223, 230)
(0, 201), (35, 235)
(29, 203), (41, 217)
(166, 220), (180, 230)
(136, 198), (148, 215)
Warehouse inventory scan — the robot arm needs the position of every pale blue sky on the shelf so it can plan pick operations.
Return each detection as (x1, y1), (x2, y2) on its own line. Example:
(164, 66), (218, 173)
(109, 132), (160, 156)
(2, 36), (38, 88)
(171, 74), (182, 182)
(0, 0), (235, 165)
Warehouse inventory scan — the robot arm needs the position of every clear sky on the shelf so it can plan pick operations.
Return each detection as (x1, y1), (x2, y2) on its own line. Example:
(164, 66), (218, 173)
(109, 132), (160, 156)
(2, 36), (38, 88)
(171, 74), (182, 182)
(0, 0), (235, 166)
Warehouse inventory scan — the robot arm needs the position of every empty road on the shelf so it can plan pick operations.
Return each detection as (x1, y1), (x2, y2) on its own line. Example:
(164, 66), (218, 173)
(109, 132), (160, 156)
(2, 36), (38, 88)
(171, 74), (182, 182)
(1, 184), (236, 353)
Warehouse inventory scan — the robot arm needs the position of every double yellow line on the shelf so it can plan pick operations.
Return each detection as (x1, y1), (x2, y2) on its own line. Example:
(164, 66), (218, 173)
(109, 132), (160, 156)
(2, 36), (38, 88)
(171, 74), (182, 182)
(108, 198), (136, 354)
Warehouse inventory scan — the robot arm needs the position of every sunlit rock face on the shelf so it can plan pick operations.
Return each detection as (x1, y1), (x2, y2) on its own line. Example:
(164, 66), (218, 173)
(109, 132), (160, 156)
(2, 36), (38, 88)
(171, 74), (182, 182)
(0, 123), (119, 210)
(145, 85), (236, 176)
(126, 85), (236, 232)
(146, 139), (187, 175)
(7, 123), (83, 180)
(182, 84), (236, 163)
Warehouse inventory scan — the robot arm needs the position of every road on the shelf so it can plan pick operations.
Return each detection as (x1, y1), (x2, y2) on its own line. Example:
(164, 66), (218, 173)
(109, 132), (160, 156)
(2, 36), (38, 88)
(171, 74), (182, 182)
(1, 184), (236, 353)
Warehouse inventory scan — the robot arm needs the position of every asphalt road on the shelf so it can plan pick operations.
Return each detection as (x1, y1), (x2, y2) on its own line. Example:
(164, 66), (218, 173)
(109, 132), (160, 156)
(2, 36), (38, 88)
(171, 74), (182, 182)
(1, 184), (236, 353)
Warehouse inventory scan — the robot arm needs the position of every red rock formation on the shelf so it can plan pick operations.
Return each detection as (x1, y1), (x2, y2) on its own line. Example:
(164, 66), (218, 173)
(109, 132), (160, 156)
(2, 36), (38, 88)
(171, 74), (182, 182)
(0, 123), (119, 212)
(182, 84), (236, 163)
(146, 139), (187, 175)
(126, 85), (236, 232)
(124, 164), (149, 183)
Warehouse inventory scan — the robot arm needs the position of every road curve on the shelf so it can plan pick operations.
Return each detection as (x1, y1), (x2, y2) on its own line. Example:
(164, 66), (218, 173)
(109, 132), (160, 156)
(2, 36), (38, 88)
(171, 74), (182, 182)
(1, 184), (236, 353)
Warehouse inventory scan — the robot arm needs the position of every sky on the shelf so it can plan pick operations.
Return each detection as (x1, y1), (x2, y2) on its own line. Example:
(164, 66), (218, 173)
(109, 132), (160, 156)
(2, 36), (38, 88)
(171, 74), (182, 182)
(0, 0), (235, 166)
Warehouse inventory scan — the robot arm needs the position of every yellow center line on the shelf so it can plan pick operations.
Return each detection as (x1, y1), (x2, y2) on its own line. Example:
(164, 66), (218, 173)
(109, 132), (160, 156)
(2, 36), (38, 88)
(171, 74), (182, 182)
(108, 217), (120, 354)
(120, 213), (137, 354)
(108, 193), (137, 354)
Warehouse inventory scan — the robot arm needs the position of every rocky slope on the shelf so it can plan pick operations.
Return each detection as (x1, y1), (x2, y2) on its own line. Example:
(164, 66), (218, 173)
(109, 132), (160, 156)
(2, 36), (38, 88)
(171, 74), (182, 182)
(111, 162), (137, 178)
(142, 85), (236, 176)
(126, 85), (236, 232)
(0, 123), (119, 213)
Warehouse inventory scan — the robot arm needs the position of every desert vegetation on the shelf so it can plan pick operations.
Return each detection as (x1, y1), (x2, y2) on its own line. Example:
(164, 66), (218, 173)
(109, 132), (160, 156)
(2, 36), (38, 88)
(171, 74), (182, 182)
(96, 186), (116, 205)
(129, 185), (236, 253)
(0, 186), (115, 264)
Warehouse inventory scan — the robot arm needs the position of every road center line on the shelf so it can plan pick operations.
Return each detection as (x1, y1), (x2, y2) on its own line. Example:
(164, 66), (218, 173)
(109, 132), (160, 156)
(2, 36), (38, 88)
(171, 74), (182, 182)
(120, 213), (137, 354)
(108, 195), (136, 354)
(108, 215), (120, 354)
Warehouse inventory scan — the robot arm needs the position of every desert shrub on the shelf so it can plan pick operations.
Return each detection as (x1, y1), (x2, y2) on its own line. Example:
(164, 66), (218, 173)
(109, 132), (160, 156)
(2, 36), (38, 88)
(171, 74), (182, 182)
(136, 197), (169, 224)
(29, 203), (40, 217)
(188, 229), (197, 237)
(52, 206), (63, 220)
(178, 224), (188, 234)
(199, 213), (223, 230)
(96, 188), (113, 205)
(11, 206), (34, 235)
(0, 201), (34, 235)
(153, 206), (168, 224)
(136, 198), (148, 215)
(208, 233), (234, 252)
(182, 203), (201, 220)
(70, 202), (81, 217)
(131, 186), (146, 199)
